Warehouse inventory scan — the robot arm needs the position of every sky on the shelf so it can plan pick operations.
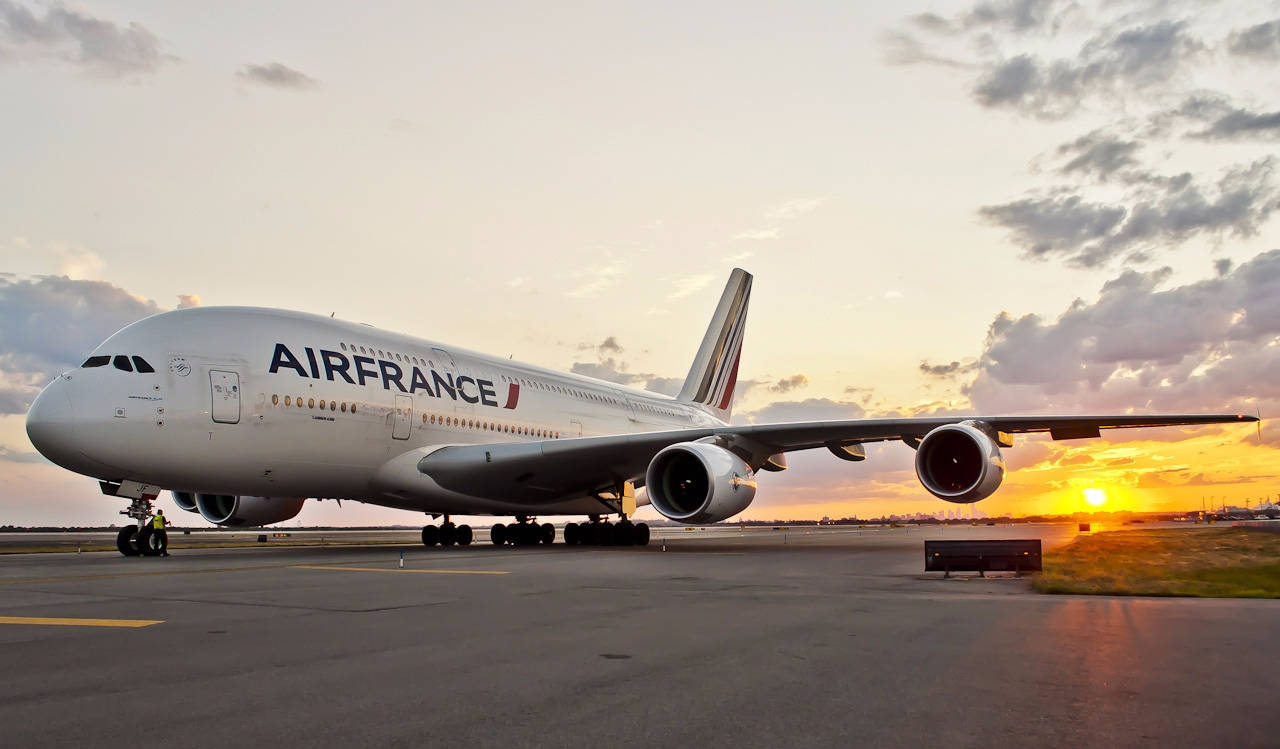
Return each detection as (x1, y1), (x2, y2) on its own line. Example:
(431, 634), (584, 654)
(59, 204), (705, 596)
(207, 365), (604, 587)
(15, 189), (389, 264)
(2, 0), (1279, 526)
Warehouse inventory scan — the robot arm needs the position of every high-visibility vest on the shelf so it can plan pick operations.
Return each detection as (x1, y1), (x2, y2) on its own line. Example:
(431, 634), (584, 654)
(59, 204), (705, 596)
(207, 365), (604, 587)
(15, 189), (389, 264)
(152, 515), (166, 530)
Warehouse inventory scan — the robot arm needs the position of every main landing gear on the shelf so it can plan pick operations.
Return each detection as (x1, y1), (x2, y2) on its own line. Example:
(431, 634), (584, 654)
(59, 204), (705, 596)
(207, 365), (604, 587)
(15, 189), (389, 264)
(115, 497), (167, 557)
(563, 515), (650, 547)
(490, 516), (555, 546)
(421, 516), (473, 547)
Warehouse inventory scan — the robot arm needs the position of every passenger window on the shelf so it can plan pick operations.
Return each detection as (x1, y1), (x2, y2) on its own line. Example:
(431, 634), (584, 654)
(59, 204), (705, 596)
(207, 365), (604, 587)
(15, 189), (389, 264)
(351, 404), (357, 414)
(308, 398), (315, 409)
(330, 401), (336, 411)
(341, 343), (348, 351)
(272, 394), (279, 406)
(82, 355), (110, 368)
(284, 396), (291, 406)
(297, 397), (304, 408)
(341, 402), (347, 412)
(112, 355), (133, 372)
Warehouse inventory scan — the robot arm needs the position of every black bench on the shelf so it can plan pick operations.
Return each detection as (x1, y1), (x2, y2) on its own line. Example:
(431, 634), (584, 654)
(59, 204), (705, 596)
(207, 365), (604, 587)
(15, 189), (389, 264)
(924, 539), (1042, 577)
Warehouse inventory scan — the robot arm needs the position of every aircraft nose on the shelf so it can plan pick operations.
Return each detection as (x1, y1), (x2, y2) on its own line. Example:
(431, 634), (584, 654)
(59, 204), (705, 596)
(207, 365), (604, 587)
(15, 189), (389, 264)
(26, 378), (77, 464)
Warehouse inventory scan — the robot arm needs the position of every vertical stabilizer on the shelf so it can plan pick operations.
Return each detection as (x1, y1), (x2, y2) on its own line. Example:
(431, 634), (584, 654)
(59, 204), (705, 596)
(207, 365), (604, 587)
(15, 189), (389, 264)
(677, 268), (752, 420)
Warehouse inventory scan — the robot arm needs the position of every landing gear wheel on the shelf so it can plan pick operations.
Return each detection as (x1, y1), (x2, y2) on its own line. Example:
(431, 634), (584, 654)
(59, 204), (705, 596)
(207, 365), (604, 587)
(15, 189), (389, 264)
(598, 521), (614, 546)
(634, 523), (650, 546)
(457, 525), (473, 546)
(491, 523), (506, 546)
(116, 525), (140, 557)
(440, 524), (457, 546)
(540, 523), (555, 545)
(563, 522), (579, 545)
(136, 526), (164, 557)
(422, 525), (440, 547)
(614, 523), (634, 547)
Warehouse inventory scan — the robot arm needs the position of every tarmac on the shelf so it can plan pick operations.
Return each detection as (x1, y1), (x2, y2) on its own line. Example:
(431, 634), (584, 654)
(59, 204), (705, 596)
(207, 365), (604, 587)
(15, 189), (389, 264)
(0, 524), (1276, 748)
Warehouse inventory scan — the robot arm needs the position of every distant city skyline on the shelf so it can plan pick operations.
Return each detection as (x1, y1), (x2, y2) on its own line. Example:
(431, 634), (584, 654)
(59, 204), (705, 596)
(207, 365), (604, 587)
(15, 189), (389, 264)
(2, 0), (1279, 525)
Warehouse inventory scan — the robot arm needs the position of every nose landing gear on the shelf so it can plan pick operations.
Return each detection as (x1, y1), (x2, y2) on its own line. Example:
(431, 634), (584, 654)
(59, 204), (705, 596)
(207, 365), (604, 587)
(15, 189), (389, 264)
(116, 496), (167, 557)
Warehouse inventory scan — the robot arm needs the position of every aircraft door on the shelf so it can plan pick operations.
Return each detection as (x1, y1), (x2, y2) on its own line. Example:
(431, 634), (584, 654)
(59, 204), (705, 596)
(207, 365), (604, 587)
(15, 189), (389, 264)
(392, 394), (412, 440)
(210, 370), (241, 424)
(431, 346), (475, 421)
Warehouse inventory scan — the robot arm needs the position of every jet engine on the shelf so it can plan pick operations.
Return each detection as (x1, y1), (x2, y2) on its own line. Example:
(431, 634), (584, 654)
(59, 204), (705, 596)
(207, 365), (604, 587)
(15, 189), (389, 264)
(194, 494), (306, 526)
(914, 421), (1005, 503)
(171, 490), (198, 512)
(645, 442), (757, 523)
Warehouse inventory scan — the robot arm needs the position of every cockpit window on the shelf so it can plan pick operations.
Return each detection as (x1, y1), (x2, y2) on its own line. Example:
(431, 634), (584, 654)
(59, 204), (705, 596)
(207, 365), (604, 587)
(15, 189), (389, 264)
(112, 355), (134, 372)
(82, 356), (110, 368)
(131, 356), (155, 373)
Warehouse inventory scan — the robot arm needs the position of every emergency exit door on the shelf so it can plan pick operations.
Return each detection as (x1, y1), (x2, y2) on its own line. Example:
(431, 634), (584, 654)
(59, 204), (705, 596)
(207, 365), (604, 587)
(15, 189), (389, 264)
(210, 370), (241, 424)
(392, 394), (412, 440)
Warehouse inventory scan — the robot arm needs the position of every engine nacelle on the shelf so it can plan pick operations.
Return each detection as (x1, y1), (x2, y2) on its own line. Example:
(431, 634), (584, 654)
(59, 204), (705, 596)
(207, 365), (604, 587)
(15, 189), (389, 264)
(914, 421), (1005, 503)
(171, 491), (198, 512)
(194, 494), (306, 527)
(645, 442), (757, 523)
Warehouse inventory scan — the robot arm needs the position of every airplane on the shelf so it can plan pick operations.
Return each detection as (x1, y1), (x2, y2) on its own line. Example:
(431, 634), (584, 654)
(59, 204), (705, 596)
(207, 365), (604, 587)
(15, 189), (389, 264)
(25, 268), (1257, 556)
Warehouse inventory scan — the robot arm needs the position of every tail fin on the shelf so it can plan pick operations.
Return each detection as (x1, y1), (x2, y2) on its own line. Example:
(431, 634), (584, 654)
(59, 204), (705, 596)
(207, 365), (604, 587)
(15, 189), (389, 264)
(677, 268), (752, 419)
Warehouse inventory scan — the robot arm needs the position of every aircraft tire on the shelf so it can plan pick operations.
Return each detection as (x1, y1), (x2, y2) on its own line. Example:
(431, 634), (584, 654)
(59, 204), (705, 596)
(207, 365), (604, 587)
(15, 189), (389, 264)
(440, 525), (456, 546)
(421, 525), (440, 547)
(614, 524), (633, 547)
(457, 525), (473, 546)
(136, 526), (162, 557)
(116, 525), (141, 557)
(635, 523), (650, 546)
(540, 523), (555, 545)
(598, 521), (614, 547)
(563, 523), (578, 545)
(490, 523), (506, 546)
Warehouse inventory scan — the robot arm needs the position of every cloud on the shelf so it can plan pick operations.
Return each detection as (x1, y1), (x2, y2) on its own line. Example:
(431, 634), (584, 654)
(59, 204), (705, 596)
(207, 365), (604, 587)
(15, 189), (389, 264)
(176, 293), (201, 309)
(1170, 94), (1280, 142)
(667, 273), (715, 299)
(568, 341), (682, 396)
(0, 445), (44, 463)
(237, 62), (318, 90)
(54, 248), (105, 279)
(566, 261), (628, 298)
(1056, 131), (1140, 180)
(764, 198), (825, 221)
(0, 1), (172, 76)
(960, 249), (1280, 419)
(972, 21), (1205, 118)
(0, 275), (163, 414)
(768, 374), (809, 394)
(730, 228), (781, 241)
(1227, 19), (1280, 60)
(738, 397), (866, 425)
(919, 360), (976, 378)
(881, 30), (972, 68)
(981, 158), (1280, 267)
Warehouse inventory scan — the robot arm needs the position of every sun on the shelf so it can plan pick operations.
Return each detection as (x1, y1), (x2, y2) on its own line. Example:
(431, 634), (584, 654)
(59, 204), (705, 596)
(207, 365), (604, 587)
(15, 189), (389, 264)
(1084, 488), (1108, 508)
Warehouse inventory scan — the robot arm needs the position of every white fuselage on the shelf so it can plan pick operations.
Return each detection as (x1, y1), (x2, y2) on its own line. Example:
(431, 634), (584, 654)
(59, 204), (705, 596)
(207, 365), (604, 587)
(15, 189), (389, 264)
(28, 307), (725, 517)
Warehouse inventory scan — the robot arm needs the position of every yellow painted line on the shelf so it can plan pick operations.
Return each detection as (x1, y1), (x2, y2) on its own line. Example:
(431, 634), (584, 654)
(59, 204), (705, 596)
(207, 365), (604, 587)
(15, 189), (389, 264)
(0, 616), (163, 628)
(291, 565), (509, 576)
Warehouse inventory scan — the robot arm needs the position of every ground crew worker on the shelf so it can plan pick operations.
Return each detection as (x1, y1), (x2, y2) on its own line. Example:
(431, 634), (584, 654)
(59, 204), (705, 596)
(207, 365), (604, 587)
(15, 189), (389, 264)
(151, 509), (170, 556)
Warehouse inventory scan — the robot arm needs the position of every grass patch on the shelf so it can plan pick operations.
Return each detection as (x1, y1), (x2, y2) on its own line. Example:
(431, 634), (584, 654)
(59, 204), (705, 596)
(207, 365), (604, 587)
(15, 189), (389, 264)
(1033, 528), (1280, 598)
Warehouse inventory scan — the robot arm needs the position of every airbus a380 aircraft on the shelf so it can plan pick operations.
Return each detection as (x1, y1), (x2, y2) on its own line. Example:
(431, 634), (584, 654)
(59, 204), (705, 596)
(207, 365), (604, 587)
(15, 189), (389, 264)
(26, 269), (1255, 556)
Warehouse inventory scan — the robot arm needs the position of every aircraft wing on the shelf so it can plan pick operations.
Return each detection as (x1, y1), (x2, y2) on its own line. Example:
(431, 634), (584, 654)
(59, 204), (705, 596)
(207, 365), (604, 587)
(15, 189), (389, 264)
(414, 413), (1256, 504)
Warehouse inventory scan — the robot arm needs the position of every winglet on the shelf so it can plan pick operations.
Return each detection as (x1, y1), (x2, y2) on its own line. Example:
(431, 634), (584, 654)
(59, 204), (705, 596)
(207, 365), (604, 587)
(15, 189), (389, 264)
(677, 268), (752, 419)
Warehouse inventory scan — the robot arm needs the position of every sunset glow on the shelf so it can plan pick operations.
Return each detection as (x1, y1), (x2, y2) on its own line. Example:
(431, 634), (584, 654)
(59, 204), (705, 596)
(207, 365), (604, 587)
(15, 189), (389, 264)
(1084, 488), (1107, 508)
